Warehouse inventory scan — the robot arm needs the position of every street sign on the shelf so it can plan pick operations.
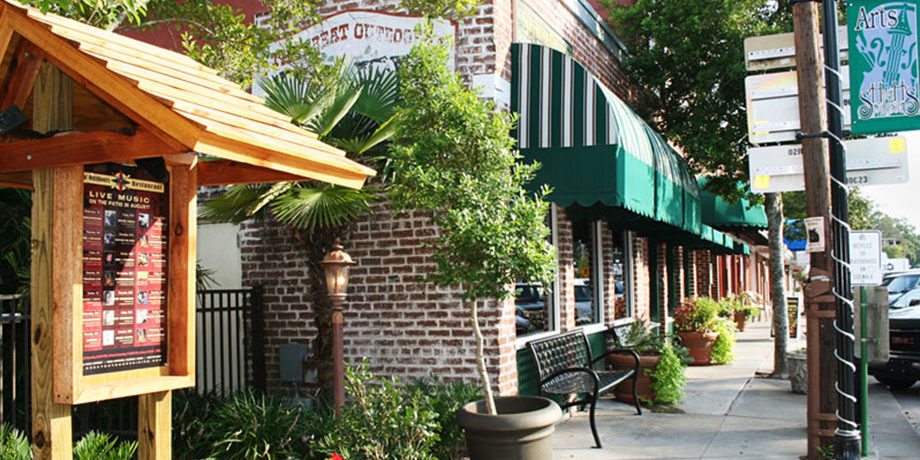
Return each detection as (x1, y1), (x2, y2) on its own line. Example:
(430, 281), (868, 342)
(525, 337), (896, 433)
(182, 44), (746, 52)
(848, 1), (920, 134)
(744, 26), (849, 71)
(850, 230), (883, 286)
(745, 68), (851, 144)
(748, 136), (909, 193)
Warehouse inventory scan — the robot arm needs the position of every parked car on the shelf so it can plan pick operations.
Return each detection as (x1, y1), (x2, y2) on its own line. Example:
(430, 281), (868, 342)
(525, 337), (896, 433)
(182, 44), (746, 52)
(869, 305), (920, 390)
(882, 270), (920, 303)
(574, 278), (593, 325)
(890, 288), (920, 309)
(515, 283), (545, 335)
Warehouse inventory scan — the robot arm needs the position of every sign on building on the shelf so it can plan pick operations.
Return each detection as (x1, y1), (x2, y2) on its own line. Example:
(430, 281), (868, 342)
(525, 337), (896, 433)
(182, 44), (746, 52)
(748, 136), (909, 193)
(850, 230), (884, 286)
(745, 68), (852, 144)
(848, 1), (920, 134)
(254, 11), (455, 97)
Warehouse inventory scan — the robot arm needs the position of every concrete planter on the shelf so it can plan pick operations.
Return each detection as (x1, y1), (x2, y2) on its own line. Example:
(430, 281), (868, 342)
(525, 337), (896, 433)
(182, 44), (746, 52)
(787, 350), (807, 394)
(457, 396), (562, 460)
(677, 331), (718, 366)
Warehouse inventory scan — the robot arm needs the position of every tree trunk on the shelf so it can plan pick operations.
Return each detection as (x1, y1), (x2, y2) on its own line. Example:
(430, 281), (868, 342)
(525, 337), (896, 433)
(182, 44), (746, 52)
(465, 297), (496, 415)
(765, 192), (789, 377)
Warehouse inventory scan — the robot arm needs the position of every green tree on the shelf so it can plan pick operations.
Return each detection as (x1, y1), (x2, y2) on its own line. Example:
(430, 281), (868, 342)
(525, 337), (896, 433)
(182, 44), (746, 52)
(200, 66), (398, 396)
(387, 24), (557, 414)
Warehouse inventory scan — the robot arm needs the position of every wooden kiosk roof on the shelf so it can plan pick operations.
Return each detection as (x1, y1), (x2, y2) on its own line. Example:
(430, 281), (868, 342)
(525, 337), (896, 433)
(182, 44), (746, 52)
(0, 0), (376, 189)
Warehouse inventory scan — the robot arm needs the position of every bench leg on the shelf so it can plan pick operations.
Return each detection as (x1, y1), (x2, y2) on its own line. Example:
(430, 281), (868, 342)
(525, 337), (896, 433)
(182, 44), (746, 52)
(631, 373), (642, 415)
(589, 391), (602, 448)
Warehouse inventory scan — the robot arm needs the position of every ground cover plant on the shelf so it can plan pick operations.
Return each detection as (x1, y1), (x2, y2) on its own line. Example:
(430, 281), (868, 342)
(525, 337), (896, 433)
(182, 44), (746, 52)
(0, 425), (137, 460)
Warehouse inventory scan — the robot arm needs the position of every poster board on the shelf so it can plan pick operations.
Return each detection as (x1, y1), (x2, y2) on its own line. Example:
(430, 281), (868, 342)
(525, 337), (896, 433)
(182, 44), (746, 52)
(53, 160), (196, 405)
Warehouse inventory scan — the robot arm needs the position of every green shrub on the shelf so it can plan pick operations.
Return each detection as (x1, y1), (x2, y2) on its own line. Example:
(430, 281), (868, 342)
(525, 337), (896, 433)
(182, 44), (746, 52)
(0, 423), (31, 460)
(173, 390), (223, 460)
(208, 390), (315, 460)
(648, 344), (687, 404)
(314, 362), (439, 460)
(711, 320), (736, 365)
(73, 431), (137, 460)
(674, 297), (720, 333)
(406, 377), (481, 460)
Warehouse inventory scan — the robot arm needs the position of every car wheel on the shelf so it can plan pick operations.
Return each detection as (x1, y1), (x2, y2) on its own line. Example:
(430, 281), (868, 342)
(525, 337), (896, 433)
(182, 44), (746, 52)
(874, 375), (917, 390)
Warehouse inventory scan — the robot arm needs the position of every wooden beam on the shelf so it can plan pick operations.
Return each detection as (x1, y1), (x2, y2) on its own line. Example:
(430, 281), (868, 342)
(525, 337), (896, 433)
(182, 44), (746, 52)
(5, 8), (198, 151)
(0, 129), (181, 172)
(1, 42), (43, 110)
(166, 157), (196, 378)
(31, 168), (75, 460)
(0, 14), (15, 74)
(0, 171), (32, 188)
(138, 391), (171, 460)
(197, 160), (303, 186)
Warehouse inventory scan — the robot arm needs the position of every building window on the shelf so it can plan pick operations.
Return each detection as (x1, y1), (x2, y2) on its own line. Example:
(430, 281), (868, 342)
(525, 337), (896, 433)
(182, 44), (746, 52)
(573, 219), (601, 325)
(611, 229), (629, 320)
(515, 205), (558, 337)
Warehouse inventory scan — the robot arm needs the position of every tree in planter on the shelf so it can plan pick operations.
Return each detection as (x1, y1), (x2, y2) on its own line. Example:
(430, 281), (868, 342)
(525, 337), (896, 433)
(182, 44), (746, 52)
(386, 24), (557, 414)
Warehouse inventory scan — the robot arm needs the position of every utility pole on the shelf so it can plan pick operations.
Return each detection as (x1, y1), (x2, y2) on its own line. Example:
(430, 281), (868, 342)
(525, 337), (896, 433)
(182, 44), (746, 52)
(791, 2), (839, 459)
(821, 0), (860, 458)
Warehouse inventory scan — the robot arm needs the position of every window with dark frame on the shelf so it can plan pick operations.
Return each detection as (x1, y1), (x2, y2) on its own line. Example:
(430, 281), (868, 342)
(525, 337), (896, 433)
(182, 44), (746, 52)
(514, 206), (557, 337)
(572, 219), (599, 325)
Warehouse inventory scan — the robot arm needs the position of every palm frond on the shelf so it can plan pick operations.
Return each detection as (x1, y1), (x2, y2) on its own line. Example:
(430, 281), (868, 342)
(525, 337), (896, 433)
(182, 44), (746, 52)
(352, 67), (400, 123)
(314, 85), (363, 137)
(199, 184), (275, 223)
(260, 73), (330, 126)
(269, 185), (376, 230)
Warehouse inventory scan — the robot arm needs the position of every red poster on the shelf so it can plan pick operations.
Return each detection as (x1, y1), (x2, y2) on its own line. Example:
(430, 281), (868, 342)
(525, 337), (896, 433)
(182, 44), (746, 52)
(82, 164), (168, 375)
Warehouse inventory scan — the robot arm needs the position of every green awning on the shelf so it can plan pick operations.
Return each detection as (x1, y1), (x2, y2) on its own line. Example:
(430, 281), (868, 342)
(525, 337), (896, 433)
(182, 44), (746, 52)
(700, 181), (768, 230)
(512, 43), (701, 235)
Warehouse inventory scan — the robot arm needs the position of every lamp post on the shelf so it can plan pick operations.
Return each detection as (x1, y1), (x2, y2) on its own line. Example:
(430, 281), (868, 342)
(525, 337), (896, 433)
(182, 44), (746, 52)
(322, 238), (354, 414)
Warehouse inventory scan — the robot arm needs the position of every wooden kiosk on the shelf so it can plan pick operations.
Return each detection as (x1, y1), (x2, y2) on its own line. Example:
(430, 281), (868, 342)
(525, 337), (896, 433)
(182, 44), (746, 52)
(0, 2), (375, 458)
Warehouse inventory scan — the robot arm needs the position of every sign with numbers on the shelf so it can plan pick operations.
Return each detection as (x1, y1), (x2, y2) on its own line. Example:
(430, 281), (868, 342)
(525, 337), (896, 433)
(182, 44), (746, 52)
(748, 136), (909, 193)
(849, 0), (920, 134)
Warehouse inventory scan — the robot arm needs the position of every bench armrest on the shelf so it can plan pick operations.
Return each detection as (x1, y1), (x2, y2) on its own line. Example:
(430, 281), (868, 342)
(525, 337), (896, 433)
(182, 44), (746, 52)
(592, 348), (640, 374)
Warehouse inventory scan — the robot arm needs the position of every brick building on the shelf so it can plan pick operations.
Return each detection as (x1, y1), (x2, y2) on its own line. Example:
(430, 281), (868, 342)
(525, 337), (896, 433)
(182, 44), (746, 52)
(184, 0), (774, 396)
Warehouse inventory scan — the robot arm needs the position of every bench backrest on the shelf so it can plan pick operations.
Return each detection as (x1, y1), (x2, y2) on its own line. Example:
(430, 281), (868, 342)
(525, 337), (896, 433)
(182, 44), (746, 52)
(527, 329), (593, 382)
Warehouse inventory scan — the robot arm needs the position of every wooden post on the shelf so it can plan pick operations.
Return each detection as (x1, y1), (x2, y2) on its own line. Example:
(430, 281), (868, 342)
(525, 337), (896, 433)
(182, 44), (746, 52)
(792, 3), (837, 459)
(31, 63), (74, 460)
(138, 391), (172, 460)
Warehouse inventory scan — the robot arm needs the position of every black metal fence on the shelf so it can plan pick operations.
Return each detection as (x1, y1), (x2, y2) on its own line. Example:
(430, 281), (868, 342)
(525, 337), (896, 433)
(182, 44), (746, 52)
(0, 294), (30, 430)
(0, 286), (265, 439)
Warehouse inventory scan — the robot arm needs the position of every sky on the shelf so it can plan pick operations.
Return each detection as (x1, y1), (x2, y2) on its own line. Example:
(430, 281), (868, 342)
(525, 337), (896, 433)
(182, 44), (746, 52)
(858, 130), (920, 231)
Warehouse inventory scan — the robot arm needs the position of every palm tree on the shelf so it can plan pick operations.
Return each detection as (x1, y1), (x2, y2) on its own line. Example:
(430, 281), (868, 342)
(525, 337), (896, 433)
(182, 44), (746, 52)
(200, 66), (398, 398)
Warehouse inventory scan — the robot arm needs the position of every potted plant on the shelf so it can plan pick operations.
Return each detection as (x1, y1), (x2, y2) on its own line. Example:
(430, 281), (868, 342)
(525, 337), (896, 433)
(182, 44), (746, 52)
(388, 27), (561, 460)
(787, 347), (807, 394)
(718, 294), (759, 332)
(674, 297), (721, 365)
(607, 322), (687, 403)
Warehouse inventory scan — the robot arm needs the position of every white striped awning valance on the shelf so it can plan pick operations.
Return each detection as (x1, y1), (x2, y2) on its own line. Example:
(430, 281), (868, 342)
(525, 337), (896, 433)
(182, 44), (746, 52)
(511, 43), (653, 168)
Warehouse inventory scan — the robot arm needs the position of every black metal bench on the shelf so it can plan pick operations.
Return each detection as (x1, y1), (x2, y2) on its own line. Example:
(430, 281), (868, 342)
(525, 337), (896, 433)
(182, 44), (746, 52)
(527, 329), (641, 448)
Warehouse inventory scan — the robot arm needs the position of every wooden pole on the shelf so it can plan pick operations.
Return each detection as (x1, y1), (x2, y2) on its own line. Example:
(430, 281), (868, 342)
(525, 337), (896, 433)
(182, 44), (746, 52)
(138, 391), (172, 460)
(792, 4), (837, 459)
(30, 63), (74, 460)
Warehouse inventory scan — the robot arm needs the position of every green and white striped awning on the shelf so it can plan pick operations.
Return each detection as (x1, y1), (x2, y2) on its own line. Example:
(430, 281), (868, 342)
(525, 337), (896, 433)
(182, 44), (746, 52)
(512, 43), (701, 235)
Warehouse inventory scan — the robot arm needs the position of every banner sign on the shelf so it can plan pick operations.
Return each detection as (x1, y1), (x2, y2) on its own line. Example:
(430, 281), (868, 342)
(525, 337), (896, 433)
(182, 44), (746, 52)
(849, 1), (920, 134)
(82, 164), (168, 375)
(254, 10), (455, 97)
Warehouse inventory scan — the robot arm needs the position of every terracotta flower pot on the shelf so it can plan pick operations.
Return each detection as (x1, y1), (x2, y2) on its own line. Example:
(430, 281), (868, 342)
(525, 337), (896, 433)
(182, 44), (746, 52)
(733, 311), (747, 332)
(677, 331), (718, 366)
(607, 353), (661, 403)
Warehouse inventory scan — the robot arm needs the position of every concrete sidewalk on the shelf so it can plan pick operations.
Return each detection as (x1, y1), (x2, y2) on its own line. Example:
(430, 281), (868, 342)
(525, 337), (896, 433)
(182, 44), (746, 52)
(551, 321), (920, 459)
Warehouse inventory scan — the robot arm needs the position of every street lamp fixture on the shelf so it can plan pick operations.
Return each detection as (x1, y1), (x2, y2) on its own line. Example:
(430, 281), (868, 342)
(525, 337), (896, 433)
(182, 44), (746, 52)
(322, 238), (354, 414)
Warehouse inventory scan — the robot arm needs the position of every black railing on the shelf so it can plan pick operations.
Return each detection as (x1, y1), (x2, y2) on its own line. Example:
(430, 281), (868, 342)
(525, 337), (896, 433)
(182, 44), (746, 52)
(0, 286), (265, 439)
(0, 294), (30, 430)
